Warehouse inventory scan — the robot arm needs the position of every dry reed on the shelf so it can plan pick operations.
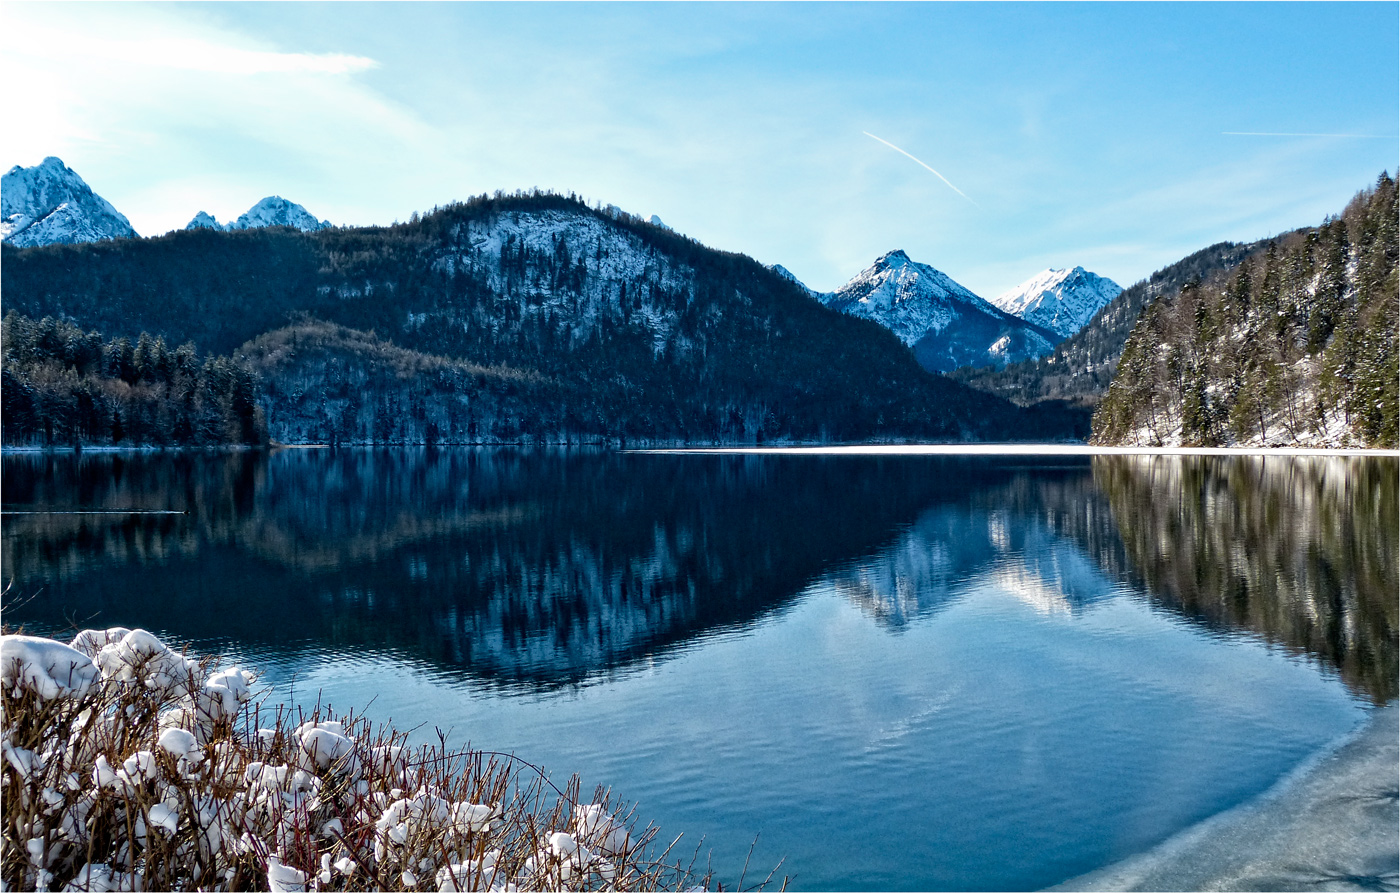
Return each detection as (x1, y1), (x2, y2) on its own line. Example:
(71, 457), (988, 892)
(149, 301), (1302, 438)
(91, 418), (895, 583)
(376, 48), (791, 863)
(1, 628), (759, 892)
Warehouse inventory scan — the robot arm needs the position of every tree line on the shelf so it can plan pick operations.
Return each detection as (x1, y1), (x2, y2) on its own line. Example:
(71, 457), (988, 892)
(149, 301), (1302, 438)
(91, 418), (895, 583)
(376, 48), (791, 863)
(2, 312), (267, 447)
(1091, 174), (1398, 447)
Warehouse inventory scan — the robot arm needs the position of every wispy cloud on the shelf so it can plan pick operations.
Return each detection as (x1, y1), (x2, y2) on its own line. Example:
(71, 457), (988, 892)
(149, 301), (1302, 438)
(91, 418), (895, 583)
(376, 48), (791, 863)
(862, 131), (977, 206)
(1223, 132), (1395, 139)
(43, 31), (377, 76)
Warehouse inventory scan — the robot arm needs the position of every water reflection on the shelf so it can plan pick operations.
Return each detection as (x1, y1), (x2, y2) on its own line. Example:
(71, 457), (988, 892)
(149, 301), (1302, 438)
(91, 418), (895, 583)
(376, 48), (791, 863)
(3, 450), (1031, 687)
(826, 501), (1118, 626)
(1093, 456), (1398, 702)
(2, 450), (1394, 701)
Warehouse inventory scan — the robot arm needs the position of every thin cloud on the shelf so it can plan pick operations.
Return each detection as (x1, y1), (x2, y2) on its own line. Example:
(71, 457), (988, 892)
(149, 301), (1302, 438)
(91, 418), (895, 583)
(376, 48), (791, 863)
(6, 11), (378, 77)
(863, 131), (977, 206)
(1223, 132), (1395, 139)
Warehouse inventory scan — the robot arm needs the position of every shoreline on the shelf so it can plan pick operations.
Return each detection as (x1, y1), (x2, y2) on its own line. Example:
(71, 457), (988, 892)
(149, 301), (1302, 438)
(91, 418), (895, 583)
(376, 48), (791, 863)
(633, 444), (1400, 457)
(1050, 702), (1400, 892)
(4, 443), (1397, 457)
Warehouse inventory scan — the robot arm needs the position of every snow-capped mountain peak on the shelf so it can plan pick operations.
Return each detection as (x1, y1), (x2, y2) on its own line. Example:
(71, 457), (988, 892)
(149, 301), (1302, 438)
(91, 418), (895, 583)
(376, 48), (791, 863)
(186, 211), (223, 230)
(1, 156), (138, 247)
(183, 196), (331, 233)
(990, 266), (1122, 339)
(822, 250), (1000, 343)
(233, 196), (329, 232)
(820, 250), (1057, 373)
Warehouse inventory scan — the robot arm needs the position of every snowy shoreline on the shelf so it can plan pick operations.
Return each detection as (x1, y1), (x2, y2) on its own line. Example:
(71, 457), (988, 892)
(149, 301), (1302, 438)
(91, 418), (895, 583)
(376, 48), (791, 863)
(634, 444), (1400, 457)
(1050, 702), (1400, 892)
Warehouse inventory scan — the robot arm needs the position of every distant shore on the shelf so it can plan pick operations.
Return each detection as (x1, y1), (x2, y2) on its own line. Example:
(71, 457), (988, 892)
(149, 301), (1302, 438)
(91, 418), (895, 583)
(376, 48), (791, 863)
(1052, 702), (1400, 892)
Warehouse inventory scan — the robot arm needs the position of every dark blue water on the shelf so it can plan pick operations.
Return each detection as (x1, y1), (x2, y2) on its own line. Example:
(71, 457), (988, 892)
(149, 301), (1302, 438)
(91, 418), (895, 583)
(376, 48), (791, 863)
(3, 449), (1395, 890)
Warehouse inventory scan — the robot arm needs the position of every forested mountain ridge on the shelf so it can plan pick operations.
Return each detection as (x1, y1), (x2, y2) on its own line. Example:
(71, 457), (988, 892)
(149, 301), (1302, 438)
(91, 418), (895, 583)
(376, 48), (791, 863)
(1, 191), (1080, 444)
(1092, 174), (1398, 448)
(950, 240), (1264, 408)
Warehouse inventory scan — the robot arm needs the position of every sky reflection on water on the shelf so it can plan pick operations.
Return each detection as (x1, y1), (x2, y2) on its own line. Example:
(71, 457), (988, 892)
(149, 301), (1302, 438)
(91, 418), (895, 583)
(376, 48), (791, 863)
(2, 449), (1394, 890)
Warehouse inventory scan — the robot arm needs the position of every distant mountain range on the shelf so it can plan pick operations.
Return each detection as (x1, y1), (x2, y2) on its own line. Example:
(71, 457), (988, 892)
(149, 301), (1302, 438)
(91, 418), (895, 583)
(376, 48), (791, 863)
(0, 157), (331, 247)
(2, 157), (1119, 376)
(12, 155), (1381, 447)
(775, 254), (1119, 374)
(2, 189), (1086, 445)
(817, 251), (1058, 373)
(186, 196), (330, 233)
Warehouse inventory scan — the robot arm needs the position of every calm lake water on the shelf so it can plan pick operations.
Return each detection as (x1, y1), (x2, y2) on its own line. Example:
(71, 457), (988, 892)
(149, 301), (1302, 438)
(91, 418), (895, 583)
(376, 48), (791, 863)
(3, 449), (1396, 891)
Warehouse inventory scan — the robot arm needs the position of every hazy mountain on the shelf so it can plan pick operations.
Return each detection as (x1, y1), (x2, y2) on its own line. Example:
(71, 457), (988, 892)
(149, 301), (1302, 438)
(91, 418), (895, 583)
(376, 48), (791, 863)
(1, 157), (138, 248)
(820, 250), (1057, 373)
(991, 266), (1122, 339)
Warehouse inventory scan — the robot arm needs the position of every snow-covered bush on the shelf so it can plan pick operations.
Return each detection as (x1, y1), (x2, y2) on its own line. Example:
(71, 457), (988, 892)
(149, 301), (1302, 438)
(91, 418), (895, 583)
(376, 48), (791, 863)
(1, 630), (713, 892)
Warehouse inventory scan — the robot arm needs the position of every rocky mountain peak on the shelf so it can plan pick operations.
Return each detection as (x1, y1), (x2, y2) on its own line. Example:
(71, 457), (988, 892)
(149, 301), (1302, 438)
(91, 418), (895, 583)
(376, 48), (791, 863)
(1, 156), (138, 248)
(991, 267), (1122, 339)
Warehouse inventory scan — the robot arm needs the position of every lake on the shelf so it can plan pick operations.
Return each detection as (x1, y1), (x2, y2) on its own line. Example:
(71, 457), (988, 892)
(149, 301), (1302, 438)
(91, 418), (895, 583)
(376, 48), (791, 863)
(2, 448), (1395, 891)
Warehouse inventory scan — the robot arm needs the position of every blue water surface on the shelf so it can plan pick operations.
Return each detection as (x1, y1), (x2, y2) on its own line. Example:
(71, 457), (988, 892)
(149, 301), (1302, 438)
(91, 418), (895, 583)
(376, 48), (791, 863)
(3, 449), (1393, 890)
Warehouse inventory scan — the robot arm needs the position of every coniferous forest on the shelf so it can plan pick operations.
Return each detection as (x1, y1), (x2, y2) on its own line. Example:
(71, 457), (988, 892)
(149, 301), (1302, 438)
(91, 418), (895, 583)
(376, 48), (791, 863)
(1, 192), (1076, 445)
(1091, 175), (1397, 448)
(2, 312), (266, 447)
(1, 178), (1394, 449)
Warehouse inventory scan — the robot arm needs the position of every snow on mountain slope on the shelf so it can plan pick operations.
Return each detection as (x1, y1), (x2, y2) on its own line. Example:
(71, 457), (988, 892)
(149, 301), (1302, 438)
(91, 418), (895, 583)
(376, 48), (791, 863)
(185, 211), (223, 230)
(1, 157), (138, 247)
(186, 196), (330, 233)
(233, 196), (329, 231)
(384, 208), (702, 357)
(991, 266), (1122, 339)
(820, 250), (1056, 373)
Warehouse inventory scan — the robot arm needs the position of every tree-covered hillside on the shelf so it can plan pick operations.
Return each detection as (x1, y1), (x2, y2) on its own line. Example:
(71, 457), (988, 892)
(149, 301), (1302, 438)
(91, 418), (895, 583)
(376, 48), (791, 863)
(1, 312), (266, 447)
(950, 240), (1262, 408)
(1092, 175), (1397, 448)
(2, 191), (1078, 443)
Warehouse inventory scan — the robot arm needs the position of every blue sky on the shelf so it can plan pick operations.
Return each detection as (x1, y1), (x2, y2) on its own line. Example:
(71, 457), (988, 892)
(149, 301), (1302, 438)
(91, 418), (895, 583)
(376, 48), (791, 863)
(4, 2), (1396, 297)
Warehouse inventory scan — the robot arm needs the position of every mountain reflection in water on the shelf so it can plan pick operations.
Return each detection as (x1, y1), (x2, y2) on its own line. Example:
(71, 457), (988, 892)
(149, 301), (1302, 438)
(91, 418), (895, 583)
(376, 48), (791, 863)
(2, 450), (1395, 701)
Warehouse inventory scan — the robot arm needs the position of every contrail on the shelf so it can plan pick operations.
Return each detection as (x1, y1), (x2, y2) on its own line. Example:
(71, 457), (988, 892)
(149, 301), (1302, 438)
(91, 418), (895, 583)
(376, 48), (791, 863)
(1223, 132), (1396, 139)
(863, 131), (977, 206)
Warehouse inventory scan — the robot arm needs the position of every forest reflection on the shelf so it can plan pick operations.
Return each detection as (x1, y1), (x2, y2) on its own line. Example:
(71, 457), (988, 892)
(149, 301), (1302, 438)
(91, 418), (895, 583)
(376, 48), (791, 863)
(1093, 455), (1398, 702)
(2, 450), (1394, 700)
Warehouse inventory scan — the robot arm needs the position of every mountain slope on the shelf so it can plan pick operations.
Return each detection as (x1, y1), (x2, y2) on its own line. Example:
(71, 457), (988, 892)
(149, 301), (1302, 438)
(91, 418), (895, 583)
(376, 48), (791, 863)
(2, 191), (1080, 443)
(1092, 174), (1397, 447)
(950, 241), (1264, 407)
(820, 250), (1057, 373)
(990, 266), (1122, 339)
(1, 157), (138, 247)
